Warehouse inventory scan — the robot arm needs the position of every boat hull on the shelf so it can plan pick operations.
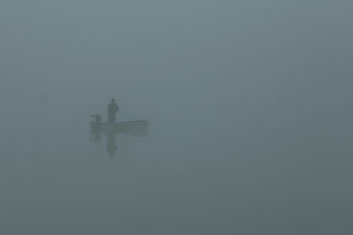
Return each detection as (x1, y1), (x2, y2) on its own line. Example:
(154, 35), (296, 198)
(91, 120), (148, 136)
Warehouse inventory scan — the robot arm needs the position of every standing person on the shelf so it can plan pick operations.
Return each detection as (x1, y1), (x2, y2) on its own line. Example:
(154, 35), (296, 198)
(108, 98), (119, 123)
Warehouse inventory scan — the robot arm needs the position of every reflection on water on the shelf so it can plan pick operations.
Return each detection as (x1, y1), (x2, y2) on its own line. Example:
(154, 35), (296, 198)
(90, 116), (148, 158)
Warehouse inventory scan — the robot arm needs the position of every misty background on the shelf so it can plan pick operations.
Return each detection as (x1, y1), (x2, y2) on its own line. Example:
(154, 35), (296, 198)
(1, 0), (353, 234)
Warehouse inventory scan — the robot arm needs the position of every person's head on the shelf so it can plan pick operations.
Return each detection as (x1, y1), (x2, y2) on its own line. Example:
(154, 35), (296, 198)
(111, 98), (116, 103)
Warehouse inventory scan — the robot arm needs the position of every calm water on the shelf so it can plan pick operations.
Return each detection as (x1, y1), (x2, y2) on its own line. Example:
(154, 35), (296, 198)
(1, 80), (352, 234)
(1, 1), (353, 234)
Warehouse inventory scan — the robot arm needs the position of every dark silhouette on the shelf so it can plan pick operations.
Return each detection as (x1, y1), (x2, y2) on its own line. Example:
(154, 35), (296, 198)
(90, 119), (148, 158)
(107, 133), (117, 158)
(90, 101), (148, 158)
(90, 113), (103, 143)
(108, 98), (119, 124)
(92, 113), (102, 124)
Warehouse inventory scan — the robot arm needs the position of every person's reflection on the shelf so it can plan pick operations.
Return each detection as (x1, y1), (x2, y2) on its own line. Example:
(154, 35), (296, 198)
(107, 132), (117, 158)
(91, 132), (101, 143)
(90, 114), (102, 143)
(90, 113), (148, 158)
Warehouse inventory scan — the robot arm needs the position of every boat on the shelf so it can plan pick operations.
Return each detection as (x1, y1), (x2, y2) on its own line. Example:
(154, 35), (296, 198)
(91, 119), (149, 136)
(89, 102), (149, 157)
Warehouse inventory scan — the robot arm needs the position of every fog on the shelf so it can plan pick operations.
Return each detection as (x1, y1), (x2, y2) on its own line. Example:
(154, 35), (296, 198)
(1, 1), (353, 234)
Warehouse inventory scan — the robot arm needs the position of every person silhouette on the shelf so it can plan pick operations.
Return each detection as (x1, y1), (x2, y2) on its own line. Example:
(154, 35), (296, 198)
(108, 98), (119, 124)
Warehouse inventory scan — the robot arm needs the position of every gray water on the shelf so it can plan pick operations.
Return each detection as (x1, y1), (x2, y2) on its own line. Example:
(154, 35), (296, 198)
(1, 1), (353, 234)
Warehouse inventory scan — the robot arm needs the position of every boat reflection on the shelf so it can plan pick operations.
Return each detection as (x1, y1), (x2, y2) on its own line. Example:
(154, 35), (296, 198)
(90, 118), (148, 158)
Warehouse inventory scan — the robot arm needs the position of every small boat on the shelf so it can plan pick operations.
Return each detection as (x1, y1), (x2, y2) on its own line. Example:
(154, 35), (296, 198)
(101, 120), (148, 134)
(91, 120), (149, 136)
(102, 120), (148, 129)
(90, 102), (148, 156)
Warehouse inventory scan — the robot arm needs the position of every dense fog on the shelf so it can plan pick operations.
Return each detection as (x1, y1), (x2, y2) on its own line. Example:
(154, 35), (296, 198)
(1, 1), (353, 234)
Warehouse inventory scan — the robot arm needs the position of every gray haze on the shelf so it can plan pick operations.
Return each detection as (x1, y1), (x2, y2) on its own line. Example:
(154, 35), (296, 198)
(1, 0), (353, 234)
